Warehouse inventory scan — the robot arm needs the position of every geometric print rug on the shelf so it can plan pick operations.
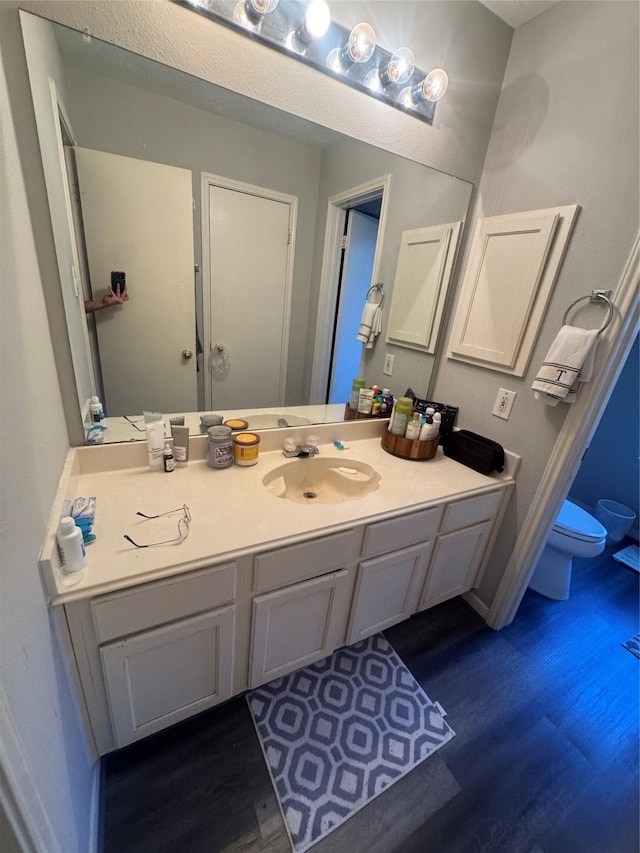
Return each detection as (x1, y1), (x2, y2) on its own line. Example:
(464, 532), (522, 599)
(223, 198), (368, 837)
(247, 634), (455, 852)
(621, 632), (640, 659)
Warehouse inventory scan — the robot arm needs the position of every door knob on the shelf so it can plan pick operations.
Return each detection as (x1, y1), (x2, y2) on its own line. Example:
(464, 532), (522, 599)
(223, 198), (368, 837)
(182, 348), (193, 360)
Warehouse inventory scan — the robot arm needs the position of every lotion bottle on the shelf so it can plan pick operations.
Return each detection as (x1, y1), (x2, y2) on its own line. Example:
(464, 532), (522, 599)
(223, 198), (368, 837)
(90, 396), (104, 423)
(405, 412), (422, 440)
(57, 516), (86, 574)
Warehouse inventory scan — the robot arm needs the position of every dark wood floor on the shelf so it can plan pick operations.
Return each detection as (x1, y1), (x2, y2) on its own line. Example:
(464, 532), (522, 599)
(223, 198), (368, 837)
(101, 541), (639, 853)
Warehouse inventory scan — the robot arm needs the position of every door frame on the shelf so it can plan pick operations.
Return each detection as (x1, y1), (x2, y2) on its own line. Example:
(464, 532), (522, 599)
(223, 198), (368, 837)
(310, 174), (392, 404)
(200, 173), (297, 411)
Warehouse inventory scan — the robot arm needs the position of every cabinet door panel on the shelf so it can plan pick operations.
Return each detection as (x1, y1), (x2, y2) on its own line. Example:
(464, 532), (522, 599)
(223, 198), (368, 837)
(420, 521), (492, 609)
(347, 543), (432, 644)
(101, 606), (235, 747)
(250, 570), (350, 687)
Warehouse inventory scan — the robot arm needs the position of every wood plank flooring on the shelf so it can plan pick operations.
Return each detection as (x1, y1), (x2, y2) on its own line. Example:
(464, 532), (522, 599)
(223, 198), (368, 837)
(101, 542), (639, 853)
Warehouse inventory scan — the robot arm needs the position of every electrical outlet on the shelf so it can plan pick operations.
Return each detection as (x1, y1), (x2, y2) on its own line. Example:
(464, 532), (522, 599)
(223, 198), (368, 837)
(492, 388), (516, 420)
(383, 354), (394, 376)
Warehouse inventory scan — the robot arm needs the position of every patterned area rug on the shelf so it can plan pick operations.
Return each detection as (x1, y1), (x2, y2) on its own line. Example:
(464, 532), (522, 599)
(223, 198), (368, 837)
(247, 634), (455, 853)
(621, 633), (640, 659)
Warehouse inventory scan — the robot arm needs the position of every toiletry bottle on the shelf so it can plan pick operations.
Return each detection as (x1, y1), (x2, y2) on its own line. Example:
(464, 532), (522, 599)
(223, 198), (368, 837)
(90, 395), (104, 423)
(171, 424), (190, 465)
(390, 396), (413, 436)
(405, 412), (422, 440)
(358, 387), (374, 414)
(163, 441), (175, 472)
(432, 412), (442, 437)
(57, 516), (87, 574)
(350, 378), (366, 410)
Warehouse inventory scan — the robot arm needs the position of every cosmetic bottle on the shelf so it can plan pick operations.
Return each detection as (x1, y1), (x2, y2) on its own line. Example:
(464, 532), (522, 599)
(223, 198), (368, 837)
(390, 396), (413, 436)
(349, 378), (366, 410)
(405, 412), (422, 440)
(57, 516), (86, 574)
(90, 396), (104, 423)
(171, 424), (190, 465)
(145, 419), (165, 469)
(163, 441), (175, 472)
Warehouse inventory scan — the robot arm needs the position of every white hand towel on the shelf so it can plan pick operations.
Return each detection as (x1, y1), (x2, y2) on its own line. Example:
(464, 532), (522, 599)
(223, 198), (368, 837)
(356, 302), (382, 348)
(531, 325), (599, 405)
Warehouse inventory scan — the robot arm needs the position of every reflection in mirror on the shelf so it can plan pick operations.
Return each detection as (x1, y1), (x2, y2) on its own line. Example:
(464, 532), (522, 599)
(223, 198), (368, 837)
(20, 11), (473, 444)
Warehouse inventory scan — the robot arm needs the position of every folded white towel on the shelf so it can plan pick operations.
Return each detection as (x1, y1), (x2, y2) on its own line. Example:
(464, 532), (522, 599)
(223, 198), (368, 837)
(532, 325), (599, 405)
(356, 302), (383, 349)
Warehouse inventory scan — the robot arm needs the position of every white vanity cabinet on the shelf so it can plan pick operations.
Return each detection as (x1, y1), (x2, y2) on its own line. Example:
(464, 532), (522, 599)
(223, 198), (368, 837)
(248, 530), (359, 688)
(65, 562), (238, 752)
(346, 506), (441, 644)
(419, 491), (503, 609)
(60, 481), (512, 756)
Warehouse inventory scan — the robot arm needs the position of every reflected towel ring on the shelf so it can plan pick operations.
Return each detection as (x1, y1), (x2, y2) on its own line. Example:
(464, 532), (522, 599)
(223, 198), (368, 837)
(562, 289), (613, 335)
(366, 282), (384, 307)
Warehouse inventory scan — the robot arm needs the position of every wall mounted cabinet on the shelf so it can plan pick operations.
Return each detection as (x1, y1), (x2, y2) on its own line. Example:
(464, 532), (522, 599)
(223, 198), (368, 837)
(447, 205), (578, 375)
(386, 221), (462, 354)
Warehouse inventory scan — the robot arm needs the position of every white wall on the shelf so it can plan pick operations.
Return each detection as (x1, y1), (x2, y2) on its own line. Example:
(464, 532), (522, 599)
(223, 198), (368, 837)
(0, 34), (95, 853)
(433, 0), (640, 602)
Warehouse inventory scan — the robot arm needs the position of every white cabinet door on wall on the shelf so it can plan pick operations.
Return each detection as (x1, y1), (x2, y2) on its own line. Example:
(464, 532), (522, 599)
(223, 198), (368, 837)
(347, 542), (433, 644)
(447, 205), (578, 376)
(250, 570), (352, 688)
(420, 521), (493, 610)
(100, 606), (235, 747)
(386, 222), (462, 354)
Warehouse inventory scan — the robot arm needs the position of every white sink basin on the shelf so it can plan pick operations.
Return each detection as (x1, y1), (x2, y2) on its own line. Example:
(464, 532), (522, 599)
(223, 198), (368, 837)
(263, 457), (381, 504)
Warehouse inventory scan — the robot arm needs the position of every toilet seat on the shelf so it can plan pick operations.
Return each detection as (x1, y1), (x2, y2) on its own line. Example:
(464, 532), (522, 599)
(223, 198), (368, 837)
(553, 500), (607, 543)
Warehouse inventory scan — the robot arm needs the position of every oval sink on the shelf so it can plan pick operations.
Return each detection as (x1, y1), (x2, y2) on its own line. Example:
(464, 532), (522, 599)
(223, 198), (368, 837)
(263, 457), (381, 504)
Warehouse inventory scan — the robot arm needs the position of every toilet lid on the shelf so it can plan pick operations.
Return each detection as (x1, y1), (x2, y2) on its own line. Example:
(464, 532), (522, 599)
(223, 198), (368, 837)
(554, 500), (607, 542)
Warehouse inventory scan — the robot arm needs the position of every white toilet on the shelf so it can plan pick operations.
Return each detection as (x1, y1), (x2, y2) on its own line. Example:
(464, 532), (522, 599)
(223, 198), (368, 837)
(529, 500), (607, 600)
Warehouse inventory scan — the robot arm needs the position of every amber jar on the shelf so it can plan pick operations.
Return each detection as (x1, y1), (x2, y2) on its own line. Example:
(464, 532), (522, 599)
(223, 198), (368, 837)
(233, 432), (261, 466)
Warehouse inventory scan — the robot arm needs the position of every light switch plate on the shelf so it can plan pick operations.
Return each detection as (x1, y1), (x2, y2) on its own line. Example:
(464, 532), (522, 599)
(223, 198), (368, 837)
(383, 354), (394, 376)
(492, 388), (516, 420)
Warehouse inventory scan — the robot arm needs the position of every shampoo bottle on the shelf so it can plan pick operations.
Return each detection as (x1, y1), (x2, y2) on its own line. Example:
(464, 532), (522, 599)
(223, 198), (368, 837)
(390, 396), (413, 436)
(57, 516), (87, 574)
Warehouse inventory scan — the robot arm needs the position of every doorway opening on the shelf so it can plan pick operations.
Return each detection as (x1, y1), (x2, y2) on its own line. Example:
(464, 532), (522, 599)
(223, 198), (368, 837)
(310, 174), (391, 405)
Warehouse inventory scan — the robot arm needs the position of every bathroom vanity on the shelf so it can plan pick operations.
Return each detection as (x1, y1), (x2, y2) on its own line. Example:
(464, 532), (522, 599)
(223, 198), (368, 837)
(40, 420), (517, 756)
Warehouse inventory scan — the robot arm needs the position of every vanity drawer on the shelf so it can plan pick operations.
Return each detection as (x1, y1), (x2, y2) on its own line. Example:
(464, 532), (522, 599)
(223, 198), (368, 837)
(362, 506), (442, 558)
(440, 490), (502, 533)
(253, 530), (358, 593)
(92, 563), (236, 643)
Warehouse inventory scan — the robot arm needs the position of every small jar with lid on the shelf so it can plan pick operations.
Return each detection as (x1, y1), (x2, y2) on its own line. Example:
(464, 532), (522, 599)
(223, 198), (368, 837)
(233, 432), (261, 466)
(207, 425), (234, 469)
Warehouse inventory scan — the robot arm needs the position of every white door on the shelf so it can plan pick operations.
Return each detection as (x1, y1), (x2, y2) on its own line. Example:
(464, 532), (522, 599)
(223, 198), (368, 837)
(329, 210), (379, 404)
(204, 179), (294, 410)
(75, 149), (197, 416)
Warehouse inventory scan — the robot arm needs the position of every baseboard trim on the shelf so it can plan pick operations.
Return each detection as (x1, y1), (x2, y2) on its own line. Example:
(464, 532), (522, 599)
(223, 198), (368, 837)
(462, 590), (490, 621)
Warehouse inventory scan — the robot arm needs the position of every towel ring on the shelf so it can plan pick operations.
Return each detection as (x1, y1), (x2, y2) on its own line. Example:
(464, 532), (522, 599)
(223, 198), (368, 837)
(366, 283), (384, 307)
(562, 289), (613, 335)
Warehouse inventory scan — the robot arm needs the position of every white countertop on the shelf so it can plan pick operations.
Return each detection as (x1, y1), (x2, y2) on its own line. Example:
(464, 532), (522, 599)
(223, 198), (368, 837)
(40, 420), (518, 605)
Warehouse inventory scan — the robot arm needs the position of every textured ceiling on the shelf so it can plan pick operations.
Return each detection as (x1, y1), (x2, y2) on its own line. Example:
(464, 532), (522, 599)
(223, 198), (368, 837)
(478, 0), (561, 28)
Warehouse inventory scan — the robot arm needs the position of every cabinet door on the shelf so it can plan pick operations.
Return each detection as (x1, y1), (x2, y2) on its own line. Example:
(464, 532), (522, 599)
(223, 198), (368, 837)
(420, 521), (493, 610)
(101, 606), (235, 747)
(347, 543), (432, 644)
(250, 570), (351, 688)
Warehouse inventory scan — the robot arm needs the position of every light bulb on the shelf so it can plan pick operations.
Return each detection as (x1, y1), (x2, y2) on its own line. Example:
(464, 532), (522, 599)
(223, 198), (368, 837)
(347, 22), (376, 63)
(234, 0), (279, 28)
(420, 68), (448, 101)
(304, 0), (330, 40)
(289, 0), (331, 51)
(383, 47), (415, 86)
(327, 21), (376, 73)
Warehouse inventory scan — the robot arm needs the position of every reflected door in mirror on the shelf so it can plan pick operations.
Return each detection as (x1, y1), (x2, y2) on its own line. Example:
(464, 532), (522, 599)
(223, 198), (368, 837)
(77, 149), (197, 415)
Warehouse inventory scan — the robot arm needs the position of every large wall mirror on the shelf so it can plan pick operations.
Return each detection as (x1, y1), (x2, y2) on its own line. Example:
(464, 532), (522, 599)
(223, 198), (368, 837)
(21, 10), (473, 445)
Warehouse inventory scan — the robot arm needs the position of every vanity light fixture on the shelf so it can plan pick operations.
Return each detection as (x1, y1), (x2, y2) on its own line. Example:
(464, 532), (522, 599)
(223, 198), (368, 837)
(176, 0), (446, 125)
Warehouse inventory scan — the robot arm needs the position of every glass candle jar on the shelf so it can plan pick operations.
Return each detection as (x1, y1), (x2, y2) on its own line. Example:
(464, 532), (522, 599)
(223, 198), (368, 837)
(233, 432), (261, 466)
(207, 425), (234, 469)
